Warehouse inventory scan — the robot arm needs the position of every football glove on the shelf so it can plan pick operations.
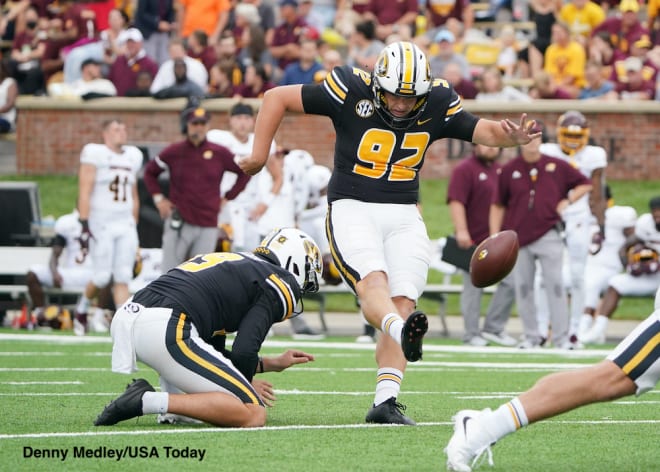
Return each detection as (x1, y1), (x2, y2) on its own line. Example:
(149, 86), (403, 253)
(76, 219), (94, 263)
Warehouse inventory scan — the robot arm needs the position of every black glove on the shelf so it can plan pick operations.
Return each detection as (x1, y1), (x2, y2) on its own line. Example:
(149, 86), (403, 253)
(76, 219), (94, 263)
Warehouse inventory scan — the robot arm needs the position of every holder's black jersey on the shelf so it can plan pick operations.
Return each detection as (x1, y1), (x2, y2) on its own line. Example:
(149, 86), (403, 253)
(301, 65), (480, 204)
(132, 252), (301, 379)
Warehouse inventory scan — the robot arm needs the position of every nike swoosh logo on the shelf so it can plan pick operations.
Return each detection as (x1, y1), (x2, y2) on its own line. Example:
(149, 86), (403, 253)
(417, 118), (432, 125)
(462, 416), (472, 439)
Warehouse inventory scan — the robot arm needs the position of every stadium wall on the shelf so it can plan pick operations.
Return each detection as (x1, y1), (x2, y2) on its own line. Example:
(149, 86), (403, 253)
(14, 97), (660, 179)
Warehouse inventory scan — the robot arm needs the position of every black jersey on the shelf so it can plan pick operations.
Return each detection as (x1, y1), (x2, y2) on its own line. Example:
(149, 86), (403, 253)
(132, 252), (301, 379)
(301, 65), (480, 204)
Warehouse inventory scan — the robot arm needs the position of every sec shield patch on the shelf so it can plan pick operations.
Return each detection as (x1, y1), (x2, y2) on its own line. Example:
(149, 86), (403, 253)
(355, 99), (375, 118)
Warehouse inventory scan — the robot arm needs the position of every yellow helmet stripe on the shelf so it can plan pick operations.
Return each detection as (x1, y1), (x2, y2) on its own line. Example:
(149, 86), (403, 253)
(399, 42), (415, 92)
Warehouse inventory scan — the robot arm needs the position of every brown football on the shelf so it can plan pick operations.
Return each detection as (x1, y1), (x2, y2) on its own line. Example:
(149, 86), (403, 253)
(470, 230), (519, 288)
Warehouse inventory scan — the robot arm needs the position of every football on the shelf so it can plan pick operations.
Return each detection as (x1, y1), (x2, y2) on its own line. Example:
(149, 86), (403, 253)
(470, 230), (519, 288)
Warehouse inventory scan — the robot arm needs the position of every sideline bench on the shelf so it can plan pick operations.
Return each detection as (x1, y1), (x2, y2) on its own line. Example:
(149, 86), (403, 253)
(0, 246), (490, 336)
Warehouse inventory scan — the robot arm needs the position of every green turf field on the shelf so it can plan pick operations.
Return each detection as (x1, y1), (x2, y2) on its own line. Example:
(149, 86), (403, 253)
(0, 330), (657, 471)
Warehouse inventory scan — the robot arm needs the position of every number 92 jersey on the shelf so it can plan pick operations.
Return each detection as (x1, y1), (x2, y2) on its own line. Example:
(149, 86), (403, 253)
(80, 143), (143, 217)
(301, 65), (479, 204)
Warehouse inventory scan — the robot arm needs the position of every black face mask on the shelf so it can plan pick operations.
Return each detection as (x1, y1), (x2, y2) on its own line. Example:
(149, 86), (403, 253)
(26, 21), (38, 29)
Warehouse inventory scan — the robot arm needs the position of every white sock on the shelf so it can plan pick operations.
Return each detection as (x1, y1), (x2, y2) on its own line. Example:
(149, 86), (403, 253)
(373, 368), (403, 406)
(484, 398), (529, 441)
(381, 313), (404, 346)
(141, 391), (169, 415)
(578, 314), (593, 335)
(592, 314), (609, 334)
(76, 296), (91, 314)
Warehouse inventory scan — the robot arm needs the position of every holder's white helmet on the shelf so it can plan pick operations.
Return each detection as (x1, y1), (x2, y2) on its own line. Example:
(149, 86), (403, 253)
(255, 228), (323, 293)
(372, 41), (433, 129)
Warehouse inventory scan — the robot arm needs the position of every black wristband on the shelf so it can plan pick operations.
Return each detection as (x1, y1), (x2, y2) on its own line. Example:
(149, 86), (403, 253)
(79, 219), (89, 232)
(259, 357), (264, 374)
(599, 224), (605, 236)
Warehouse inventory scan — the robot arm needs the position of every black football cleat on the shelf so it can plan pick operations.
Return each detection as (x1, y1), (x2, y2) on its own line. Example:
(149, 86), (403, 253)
(401, 311), (428, 362)
(365, 397), (416, 425)
(94, 378), (155, 426)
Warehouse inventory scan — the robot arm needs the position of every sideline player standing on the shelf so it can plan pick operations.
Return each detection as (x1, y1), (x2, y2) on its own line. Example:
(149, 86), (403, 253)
(537, 110), (607, 345)
(75, 119), (143, 333)
(239, 41), (541, 424)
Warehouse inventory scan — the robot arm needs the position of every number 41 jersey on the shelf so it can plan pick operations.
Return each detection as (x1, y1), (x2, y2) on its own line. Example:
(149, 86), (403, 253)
(301, 65), (479, 205)
(80, 143), (143, 219)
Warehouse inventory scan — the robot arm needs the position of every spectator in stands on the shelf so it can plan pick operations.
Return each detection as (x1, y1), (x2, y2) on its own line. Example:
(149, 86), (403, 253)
(234, 63), (275, 98)
(425, 0), (473, 37)
(347, 19), (384, 72)
(9, 5), (46, 95)
(177, 0), (230, 44)
(153, 58), (205, 99)
(238, 23), (277, 79)
(582, 197), (660, 344)
(0, 0), (29, 43)
(429, 29), (470, 79)
(208, 62), (236, 98)
(518, 0), (559, 79)
(150, 38), (208, 96)
(442, 62), (478, 99)
(319, 47), (343, 77)
(214, 31), (244, 87)
(609, 56), (656, 100)
(529, 70), (574, 98)
(611, 35), (659, 85)
(125, 70), (154, 97)
(649, 0), (660, 45)
(588, 30), (624, 79)
(578, 60), (616, 99)
(229, 2), (261, 51)
(108, 27), (159, 96)
(269, 0), (313, 73)
(134, 0), (176, 67)
(475, 66), (532, 102)
(496, 25), (521, 78)
(185, 30), (216, 74)
(363, 0), (418, 41)
(543, 21), (586, 98)
(279, 37), (324, 85)
(49, 58), (117, 98)
(241, 0), (277, 45)
(592, 0), (649, 57)
(63, 7), (129, 84)
(558, 0), (606, 45)
(447, 143), (516, 347)
(0, 58), (16, 133)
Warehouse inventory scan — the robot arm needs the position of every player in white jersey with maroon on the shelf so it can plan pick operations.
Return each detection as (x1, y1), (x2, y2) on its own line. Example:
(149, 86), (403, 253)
(582, 197), (660, 344)
(75, 119), (143, 333)
(208, 103), (277, 252)
(26, 209), (93, 318)
(537, 111), (607, 345)
(579, 190), (637, 340)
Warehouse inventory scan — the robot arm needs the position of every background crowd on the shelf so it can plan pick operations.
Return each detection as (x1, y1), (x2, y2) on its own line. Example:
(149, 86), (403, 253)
(1, 0), (660, 133)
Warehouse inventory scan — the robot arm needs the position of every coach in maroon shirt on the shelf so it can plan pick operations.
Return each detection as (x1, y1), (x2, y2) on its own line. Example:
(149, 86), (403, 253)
(144, 107), (251, 271)
(447, 144), (516, 346)
(490, 124), (592, 349)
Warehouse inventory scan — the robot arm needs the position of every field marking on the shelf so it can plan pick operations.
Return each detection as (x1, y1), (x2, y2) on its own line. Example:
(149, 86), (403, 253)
(0, 333), (613, 357)
(1, 418), (659, 441)
(1, 381), (84, 385)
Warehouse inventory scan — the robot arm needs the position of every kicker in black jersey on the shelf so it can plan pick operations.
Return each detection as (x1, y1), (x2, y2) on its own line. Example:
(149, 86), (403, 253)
(301, 65), (480, 204)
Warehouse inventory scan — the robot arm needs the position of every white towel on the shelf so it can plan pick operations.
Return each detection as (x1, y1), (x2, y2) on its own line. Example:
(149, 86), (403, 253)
(110, 301), (142, 374)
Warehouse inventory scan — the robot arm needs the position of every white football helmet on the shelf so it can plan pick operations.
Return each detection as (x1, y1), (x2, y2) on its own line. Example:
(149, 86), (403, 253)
(307, 164), (331, 193)
(372, 41), (433, 129)
(255, 228), (323, 293)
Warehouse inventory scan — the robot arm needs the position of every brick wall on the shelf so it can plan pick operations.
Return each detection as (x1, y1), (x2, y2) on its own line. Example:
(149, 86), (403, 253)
(14, 97), (660, 179)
